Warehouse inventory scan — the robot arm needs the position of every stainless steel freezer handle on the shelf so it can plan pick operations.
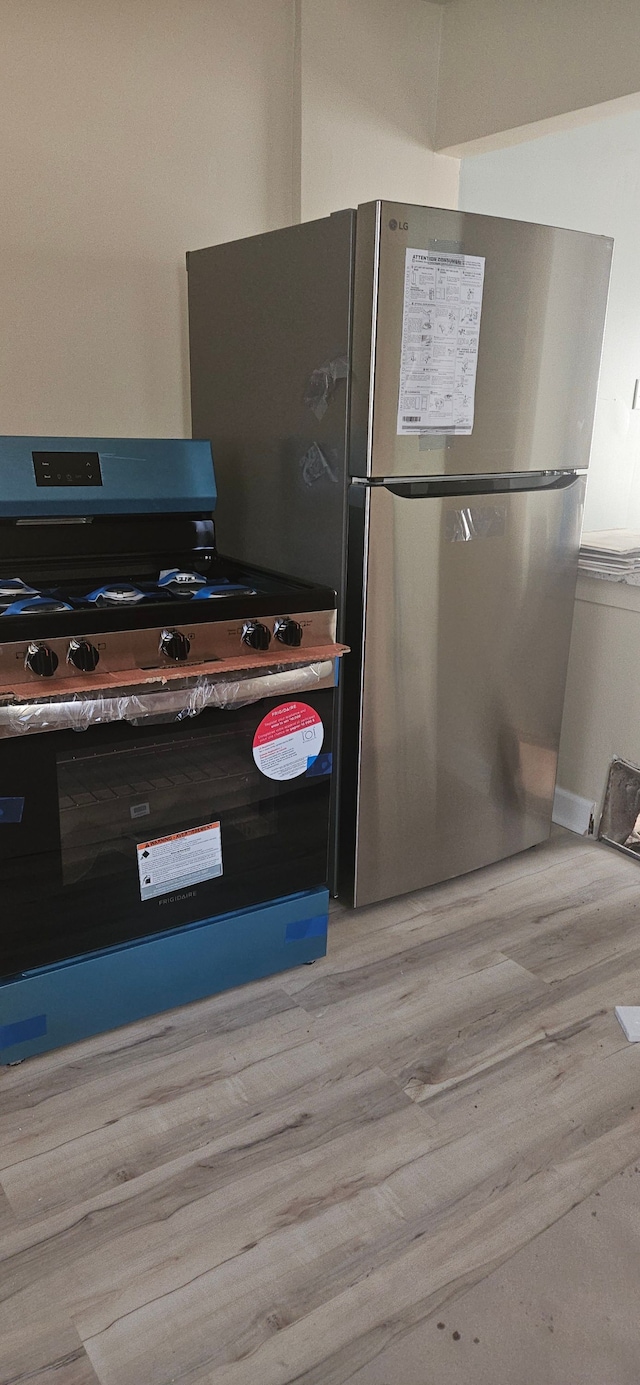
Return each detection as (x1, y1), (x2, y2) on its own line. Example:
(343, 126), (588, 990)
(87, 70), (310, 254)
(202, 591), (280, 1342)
(380, 471), (581, 500)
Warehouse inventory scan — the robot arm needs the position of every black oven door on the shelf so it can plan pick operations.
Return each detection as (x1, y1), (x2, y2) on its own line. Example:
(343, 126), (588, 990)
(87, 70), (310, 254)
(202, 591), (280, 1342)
(0, 688), (333, 978)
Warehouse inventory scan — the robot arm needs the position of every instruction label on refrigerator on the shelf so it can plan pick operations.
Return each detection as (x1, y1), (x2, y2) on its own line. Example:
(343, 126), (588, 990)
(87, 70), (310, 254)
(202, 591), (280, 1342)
(137, 821), (222, 901)
(253, 702), (324, 782)
(396, 248), (485, 436)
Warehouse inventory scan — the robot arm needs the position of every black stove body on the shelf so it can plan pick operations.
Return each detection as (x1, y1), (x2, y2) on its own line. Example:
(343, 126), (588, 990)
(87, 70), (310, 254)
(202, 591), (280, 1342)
(0, 438), (340, 1063)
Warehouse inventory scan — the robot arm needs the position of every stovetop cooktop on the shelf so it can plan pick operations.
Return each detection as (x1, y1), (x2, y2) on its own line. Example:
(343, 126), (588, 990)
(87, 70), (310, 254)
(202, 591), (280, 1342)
(0, 569), (259, 616)
(0, 558), (333, 635)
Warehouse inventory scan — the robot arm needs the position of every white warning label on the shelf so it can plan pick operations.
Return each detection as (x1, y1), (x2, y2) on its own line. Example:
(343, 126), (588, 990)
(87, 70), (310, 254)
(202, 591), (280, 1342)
(253, 702), (324, 782)
(137, 821), (222, 901)
(396, 247), (485, 436)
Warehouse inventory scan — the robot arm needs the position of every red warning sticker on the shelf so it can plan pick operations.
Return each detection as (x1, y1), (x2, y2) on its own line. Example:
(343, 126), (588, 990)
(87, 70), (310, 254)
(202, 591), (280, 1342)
(252, 701), (324, 781)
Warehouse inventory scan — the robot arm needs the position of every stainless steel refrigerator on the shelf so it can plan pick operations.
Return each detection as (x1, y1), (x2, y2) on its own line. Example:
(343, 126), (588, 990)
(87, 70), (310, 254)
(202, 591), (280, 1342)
(187, 201), (612, 907)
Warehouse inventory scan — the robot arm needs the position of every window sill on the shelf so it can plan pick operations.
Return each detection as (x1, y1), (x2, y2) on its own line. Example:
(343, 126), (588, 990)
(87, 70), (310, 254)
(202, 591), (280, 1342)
(576, 572), (640, 613)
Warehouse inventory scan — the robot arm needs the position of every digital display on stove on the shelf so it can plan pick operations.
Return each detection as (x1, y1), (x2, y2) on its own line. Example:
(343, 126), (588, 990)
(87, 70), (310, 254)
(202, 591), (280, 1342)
(32, 451), (103, 487)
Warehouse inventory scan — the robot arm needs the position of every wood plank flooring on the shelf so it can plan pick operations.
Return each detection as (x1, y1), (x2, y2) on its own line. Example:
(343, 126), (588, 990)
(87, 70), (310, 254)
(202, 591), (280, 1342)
(346, 1160), (640, 1384)
(2, 829), (640, 1383)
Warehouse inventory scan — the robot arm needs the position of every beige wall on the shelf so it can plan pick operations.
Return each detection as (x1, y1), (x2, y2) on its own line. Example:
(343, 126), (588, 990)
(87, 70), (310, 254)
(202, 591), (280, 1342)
(0, 0), (296, 438)
(436, 0), (640, 152)
(299, 0), (459, 222)
(0, 0), (460, 441)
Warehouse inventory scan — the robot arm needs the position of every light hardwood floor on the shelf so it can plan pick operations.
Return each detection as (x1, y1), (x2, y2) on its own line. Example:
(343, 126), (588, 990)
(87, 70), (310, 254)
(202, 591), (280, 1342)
(2, 829), (640, 1384)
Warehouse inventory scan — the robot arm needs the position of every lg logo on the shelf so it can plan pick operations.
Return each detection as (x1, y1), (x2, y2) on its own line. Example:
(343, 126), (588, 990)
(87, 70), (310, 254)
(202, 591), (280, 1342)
(388, 219), (408, 231)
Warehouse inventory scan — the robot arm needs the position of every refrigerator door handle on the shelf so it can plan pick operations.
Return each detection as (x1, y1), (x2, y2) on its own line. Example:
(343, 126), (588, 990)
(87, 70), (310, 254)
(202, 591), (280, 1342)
(377, 471), (582, 500)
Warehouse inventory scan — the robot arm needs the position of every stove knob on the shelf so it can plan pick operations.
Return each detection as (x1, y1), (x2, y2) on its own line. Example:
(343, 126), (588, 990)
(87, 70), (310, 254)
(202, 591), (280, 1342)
(274, 617), (303, 648)
(25, 642), (58, 678)
(67, 639), (100, 673)
(160, 629), (191, 662)
(242, 621), (271, 651)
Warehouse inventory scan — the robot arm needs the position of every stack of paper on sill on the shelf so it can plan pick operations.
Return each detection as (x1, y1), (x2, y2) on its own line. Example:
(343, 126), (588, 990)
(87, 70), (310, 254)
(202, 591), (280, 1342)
(579, 529), (640, 583)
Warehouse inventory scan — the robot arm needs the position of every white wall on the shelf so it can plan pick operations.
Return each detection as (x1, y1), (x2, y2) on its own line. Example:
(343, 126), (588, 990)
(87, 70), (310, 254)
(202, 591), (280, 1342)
(299, 0), (459, 222)
(459, 110), (640, 534)
(459, 112), (640, 809)
(437, 0), (640, 152)
(0, 0), (297, 438)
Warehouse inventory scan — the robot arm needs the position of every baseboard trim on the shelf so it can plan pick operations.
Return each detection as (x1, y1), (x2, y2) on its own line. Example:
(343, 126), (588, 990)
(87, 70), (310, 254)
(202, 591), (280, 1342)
(552, 785), (597, 836)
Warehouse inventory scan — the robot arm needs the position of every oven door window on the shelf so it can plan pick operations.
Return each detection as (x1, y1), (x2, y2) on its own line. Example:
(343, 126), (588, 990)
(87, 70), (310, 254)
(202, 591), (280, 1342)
(57, 729), (275, 888)
(0, 690), (333, 977)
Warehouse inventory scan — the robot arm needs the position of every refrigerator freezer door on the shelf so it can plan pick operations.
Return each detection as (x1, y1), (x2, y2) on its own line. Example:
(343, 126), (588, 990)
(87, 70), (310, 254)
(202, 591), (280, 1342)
(344, 476), (584, 906)
(349, 201), (612, 479)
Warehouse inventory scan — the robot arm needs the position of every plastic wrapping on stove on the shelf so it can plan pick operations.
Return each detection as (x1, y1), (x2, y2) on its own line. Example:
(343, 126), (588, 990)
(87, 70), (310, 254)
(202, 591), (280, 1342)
(0, 659), (336, 739)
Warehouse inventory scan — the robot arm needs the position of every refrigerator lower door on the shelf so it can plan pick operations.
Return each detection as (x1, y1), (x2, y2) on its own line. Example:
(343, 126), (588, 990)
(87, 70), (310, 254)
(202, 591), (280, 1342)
(344, 474), (584, 907)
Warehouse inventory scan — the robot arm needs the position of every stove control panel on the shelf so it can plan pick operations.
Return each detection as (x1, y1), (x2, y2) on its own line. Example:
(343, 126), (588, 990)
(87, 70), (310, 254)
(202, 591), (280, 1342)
(32, 450), (103, 488)
(0, 608), (337, 688)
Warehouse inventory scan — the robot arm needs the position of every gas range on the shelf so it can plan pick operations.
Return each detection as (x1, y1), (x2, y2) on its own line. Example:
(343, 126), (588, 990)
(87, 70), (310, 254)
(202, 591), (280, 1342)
(0, 436), (340, 1064)
(0, 437), (337, 693)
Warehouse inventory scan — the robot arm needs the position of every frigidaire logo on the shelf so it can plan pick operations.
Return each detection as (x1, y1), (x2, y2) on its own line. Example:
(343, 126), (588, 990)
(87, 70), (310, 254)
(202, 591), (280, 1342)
(388, 219), (408, 231)
(158, 890), (196, 906)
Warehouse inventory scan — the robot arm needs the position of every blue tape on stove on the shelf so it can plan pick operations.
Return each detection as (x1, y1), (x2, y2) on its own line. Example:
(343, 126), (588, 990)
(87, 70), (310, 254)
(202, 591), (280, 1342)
(285, 914), (327, 942)
(305, 752), (332, 778)
(0, 1013), (47, 1048)
(0, 889), (329, 1062)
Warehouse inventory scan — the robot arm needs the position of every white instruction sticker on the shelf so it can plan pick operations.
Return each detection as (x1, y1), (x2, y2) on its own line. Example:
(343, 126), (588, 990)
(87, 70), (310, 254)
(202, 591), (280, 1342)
(253, 702), (324, 782)
(397, 248), (485, 436)
(137, 821), (222, 901)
